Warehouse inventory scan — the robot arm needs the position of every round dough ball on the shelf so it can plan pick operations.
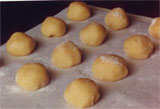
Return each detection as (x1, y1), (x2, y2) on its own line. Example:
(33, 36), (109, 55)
(41, 16), (66, 37)
(16, 63), (49, 91)
(67, 2), (91, 21)
(6, 32), (35, 56)
(104, 7), (129, 30)
(64, 78), (100, 108)
(79, 22), (107, 46)
(51, 41), (81, 69)
(92, 54), (128, 82)
(123, 35), (154, 59)
(148, 17), (160, 39)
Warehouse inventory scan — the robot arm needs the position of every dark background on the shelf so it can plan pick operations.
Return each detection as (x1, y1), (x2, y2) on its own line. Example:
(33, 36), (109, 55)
(1, 1), (159, 45)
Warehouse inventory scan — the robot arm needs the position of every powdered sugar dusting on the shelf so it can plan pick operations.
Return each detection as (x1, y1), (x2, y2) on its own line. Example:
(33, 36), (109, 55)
(5, 85), (57, 93)
(100, 55), (122, 66)
(0, 72), (5, 78)
(150, 53), (157, 59)
(58, 40), (78, 52)
(38, 86), (57, 92)
(6, 85), (21, 93)
(150, 18), (157, 26)
(59, 40), (71, 47)
(36, 57), (48, 63)
(112, 11), (122, 18)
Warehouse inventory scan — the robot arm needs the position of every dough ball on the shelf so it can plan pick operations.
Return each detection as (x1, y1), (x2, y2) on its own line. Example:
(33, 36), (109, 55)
(41, 16), (66, 37)
(79, 22), (107, 46)
(6, 32), (35, 56)
(104, 7), (129, 30)
(67, 2), (91, 21)
(148, 17), (160, 39)
(16, 63), (49, 91)
(123, 35), (154, 59)
(51, 41), (81, 69)
(64, 78), (100, 108)
(92, 54), (128, 82)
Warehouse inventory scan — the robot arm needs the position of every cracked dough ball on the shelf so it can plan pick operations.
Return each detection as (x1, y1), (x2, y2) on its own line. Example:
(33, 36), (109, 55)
(92, 54), (128, 82)
(16, 63), (49, 91)
(6, 32), (35, 56)
(105, 7), (129, 30)
(79, 22), (107, 46)
(123, 35), (154, 59)
(67, 2), (91, 21)
(64, 78), (100, 108)
(148, 17), (160, 39)
(41, 16), (66, 37)
(51, 41), (81, 69)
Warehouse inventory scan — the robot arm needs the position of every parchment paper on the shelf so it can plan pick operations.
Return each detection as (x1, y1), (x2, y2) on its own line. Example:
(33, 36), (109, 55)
(0, 6), (159, 108)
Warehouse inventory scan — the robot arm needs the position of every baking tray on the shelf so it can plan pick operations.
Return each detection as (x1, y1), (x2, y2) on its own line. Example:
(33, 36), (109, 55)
(0, 6), (159, 108)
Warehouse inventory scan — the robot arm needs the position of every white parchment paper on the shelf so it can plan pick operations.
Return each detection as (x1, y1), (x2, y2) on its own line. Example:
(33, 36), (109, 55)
(0, 6), (159, 108)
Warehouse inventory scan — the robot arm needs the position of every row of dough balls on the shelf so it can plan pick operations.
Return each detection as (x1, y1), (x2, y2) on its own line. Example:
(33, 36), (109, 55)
(6, 32), (154, 60)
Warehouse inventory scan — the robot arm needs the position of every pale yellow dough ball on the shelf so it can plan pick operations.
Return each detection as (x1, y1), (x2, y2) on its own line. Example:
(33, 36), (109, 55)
(67, 2), (91, 21)
(148, 17), (160, 39)
(123, 35), (154, 59)
(51, 41), (81, 69)
(92, 54), (128, 82)
(6, 32), (35, 56)
(79, 22), (107, 46)
(64, 78), (100, 108)
(16, 63), (49, 91)
(41, 16), (66, 37)
(104, 7), (129, 30)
